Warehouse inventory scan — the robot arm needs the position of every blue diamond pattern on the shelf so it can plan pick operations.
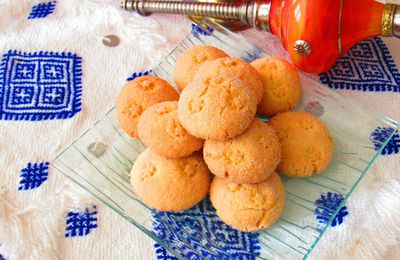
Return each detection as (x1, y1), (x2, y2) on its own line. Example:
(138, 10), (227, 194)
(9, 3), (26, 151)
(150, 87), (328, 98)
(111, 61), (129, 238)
(320, 38), (400, 92)
(18, 162), (50, 190)
(152, 197), (261, 259)
(28, 1), (56, 19)
(0, 50), (82, 120)
(314, 192), (349, 227)
(65, 206), (98, 237)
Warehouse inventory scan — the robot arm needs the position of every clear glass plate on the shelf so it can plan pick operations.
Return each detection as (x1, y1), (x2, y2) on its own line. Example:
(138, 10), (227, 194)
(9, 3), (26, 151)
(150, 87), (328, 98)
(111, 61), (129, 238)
(53, 20), (399, 259)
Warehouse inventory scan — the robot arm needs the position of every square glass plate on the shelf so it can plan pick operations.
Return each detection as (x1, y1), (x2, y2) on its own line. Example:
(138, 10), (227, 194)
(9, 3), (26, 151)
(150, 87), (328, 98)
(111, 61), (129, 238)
(53, 20), (399, 259)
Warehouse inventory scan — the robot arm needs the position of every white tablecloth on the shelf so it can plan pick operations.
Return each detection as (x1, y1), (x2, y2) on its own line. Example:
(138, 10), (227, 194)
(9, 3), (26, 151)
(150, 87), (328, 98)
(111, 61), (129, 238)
(0, 0), (399, 259)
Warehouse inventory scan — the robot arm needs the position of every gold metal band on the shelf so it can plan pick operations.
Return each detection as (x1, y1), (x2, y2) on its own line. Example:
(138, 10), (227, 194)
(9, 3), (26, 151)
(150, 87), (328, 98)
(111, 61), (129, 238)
(279, 0), (285, 40)
(382, 3), (396, 36)
(338, 0), (344, 55)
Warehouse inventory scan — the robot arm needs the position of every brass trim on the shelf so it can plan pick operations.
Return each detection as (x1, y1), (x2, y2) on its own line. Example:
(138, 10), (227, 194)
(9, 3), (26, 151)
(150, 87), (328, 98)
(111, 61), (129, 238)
(279, 0), (285, 39)
(382, 3), (396, 36)
(338, 0), (344, 55)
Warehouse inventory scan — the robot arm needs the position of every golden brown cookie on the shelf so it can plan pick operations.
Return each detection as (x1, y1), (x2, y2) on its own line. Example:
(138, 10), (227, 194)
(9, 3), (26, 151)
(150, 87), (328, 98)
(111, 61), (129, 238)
(138, 101), (204, 158)
(210, 173), (285, 232)
(117, 76), (179, 139)
(173, 45), (229, 91)
(203, 118), (281, 184)
(268, 111), (334, 177)
(130, 149), (211, 212)
(251, 57), (302, 117)
(193, 57), (264, 104)
(178, 75), (257, 140)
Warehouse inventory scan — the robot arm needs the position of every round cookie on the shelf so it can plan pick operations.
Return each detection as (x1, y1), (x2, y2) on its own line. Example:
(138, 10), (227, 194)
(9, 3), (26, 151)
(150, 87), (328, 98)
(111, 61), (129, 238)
(138, 101), (204, 158)
(131, 149), (211, 212)
(173, 45), (229, 91)
(193, 57), (264, 104)
(178, 75), (257, 140)
(117, 76), (179, 139)
(268, 111), (333, 177)
(251, 57), (302, 117)
(203, 118), (281, 184)
(210, 173), (285, 232)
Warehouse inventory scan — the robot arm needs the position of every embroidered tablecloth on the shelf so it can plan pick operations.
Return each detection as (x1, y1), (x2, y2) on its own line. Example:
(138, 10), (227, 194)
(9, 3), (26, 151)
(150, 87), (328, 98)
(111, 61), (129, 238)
(0, 0), (399, 259)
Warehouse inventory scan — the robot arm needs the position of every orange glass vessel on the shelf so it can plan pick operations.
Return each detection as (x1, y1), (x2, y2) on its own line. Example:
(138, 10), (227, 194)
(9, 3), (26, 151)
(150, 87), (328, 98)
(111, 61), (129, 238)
(269, 0), (387, 73)
(122, 0), (400, 74)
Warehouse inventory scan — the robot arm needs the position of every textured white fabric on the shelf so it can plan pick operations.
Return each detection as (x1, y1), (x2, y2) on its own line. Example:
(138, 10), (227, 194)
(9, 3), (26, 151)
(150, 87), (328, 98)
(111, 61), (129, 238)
(0, 0), (399, 259)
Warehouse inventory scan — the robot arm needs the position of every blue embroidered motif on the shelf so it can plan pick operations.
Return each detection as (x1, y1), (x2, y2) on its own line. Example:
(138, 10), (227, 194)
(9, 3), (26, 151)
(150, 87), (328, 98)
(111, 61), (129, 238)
(320, 38), (400, 92)
(370, 127), (400, 155)
(152, 197), (261, 259)
(314, 192), (349, 227)
(154, 244), (179, 260)
(18, 162), (50, 190)
(191, 23), (214, 36)
(28, 1), (56, 19)
(126, 69), (153, 81)
(65, 206), (98, 237)
(0, 50), (82, 121)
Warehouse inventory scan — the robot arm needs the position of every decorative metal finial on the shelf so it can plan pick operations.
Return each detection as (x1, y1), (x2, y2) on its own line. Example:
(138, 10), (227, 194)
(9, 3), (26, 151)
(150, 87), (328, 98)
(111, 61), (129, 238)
(120, 0), (272, 32)
(293, 40), (312, 56)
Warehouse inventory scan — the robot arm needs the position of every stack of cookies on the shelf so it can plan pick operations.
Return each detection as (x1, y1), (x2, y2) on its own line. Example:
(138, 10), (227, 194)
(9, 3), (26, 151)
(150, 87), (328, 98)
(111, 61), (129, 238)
(116, 45), (334, 232)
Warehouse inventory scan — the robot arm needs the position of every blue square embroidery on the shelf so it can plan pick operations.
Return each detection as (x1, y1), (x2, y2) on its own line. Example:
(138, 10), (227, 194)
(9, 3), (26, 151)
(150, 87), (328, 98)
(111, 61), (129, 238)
(28, 1), (56, 19)
(43, 63), (64, 80)
(11, 86), (35, 105)
(14, 63), (36, 80)
(0, 50), (82, 120)
(18, 162), (50, 190)
(65, 206), (98, 237)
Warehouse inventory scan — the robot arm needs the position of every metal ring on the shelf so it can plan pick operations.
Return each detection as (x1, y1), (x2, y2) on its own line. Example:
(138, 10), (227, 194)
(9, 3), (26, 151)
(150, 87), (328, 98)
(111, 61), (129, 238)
(382, 3), (396, 36)
(278, 0), (285, 40)
(337, 0), (344, 56)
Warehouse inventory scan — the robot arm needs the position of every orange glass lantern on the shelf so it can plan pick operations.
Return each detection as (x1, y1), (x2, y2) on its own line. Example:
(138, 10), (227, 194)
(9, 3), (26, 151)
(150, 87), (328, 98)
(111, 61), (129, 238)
(269, 0), (393, 73)
(122, 0), (400, 74)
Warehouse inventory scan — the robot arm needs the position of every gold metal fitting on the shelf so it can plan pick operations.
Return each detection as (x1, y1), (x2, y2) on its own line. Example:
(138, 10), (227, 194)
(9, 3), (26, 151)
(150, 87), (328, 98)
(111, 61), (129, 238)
(382, 3), (396, 36)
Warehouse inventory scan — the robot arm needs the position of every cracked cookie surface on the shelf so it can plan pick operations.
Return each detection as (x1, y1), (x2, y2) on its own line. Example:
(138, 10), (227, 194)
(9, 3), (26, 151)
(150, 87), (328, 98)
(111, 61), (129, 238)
(251, 57), (302, 117)
(117, 76), (179, 139)
(210, 173), (285, 232)
(194, 57), (264, 104)
(268, 111), (334, 177)
(138, 101), (204, 158)
(173, 45), (229, 91)
(131, 149), (211, 212)
(178, 75), (257, 140)
(204, 119), (281, 183)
